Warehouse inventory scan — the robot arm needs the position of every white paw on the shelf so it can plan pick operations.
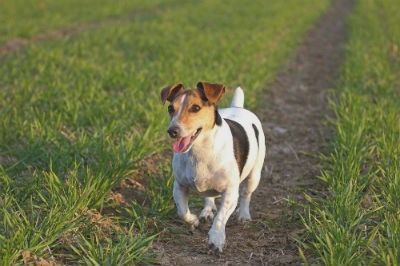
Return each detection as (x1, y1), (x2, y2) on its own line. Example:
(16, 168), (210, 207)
(182, 213), (199, 229)
(237, 211), (252, 222)
(199, 208), (215, 222)
(208, 229), (225, 253)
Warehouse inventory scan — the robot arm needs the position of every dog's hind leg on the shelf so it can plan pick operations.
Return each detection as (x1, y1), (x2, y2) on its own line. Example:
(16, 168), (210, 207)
(238, 153), (264, 222)
(199, 197), (217, 222)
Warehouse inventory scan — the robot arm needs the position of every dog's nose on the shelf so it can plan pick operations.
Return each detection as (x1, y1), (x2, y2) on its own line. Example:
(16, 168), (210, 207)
(167, 127), (179, 138)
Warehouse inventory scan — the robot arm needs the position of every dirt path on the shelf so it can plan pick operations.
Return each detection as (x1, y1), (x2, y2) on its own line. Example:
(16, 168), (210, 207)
(153, 0), (353, 265)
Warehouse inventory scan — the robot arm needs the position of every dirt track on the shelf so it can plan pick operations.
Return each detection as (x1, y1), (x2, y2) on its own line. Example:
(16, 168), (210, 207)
(153, 0), (353, 264)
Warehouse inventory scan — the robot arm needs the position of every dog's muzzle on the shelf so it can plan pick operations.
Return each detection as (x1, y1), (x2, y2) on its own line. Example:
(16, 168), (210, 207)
(167, 126), (179, 138)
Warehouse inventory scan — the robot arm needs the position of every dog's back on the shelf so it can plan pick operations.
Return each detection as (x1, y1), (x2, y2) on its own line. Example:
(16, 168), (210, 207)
(219, 87), (265, 181)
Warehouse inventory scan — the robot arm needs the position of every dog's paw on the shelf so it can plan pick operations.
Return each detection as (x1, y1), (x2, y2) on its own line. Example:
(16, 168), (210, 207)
(183, 213), (199, 229)
(237, 212), (252, 222)
(199, 208), (215, 223)
(208, 229), (225, 253)
(235, 207), (252, 222)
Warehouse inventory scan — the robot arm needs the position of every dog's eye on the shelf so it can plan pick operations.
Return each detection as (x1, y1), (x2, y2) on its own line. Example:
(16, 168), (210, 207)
(190, 104), (201, 113)
(168, 105), (174, 114)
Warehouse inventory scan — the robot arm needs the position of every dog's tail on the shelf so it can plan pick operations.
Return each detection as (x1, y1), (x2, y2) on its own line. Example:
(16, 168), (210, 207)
(230, 87), (244, 108)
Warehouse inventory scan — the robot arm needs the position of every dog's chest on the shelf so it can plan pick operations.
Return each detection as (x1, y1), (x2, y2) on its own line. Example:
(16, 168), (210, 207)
(172, 154), (231, 194)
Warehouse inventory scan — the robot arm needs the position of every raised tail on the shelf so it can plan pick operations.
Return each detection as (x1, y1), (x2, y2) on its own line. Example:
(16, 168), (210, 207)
(230, 87), (244, 108)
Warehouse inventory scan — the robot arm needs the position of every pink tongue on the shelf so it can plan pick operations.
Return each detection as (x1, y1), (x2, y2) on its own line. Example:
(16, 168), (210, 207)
(172, 136), (192, 153)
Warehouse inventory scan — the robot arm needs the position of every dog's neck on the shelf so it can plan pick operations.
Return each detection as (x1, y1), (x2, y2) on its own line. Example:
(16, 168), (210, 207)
(188, 120), (229, 160)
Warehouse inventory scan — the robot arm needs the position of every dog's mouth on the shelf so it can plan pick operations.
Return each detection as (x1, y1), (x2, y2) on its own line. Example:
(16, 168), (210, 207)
(172, 128), (202, 153)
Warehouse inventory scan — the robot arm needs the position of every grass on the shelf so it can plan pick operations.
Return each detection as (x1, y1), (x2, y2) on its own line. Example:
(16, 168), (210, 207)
(0, 0), (170, 44)
(0, 0), (331, 264)
(301, 0), (400, 264)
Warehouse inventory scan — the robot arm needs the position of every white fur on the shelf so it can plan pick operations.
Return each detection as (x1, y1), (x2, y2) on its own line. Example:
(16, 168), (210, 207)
(171, 87), (266, 252)
(230, 87), (244, 108)
(170, 94), (186, 129)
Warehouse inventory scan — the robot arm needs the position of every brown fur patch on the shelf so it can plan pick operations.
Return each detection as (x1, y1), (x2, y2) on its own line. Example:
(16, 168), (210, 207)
(161, 83), (185, 104)
(171, 89), (216, 134)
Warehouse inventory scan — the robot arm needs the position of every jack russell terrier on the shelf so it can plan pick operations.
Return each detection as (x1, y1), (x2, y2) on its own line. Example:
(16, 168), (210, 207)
(161, 82), (266, 252)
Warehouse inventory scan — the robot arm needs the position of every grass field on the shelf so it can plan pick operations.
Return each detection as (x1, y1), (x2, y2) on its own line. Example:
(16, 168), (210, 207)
(0, 0), (171, 44)
(0, 0), (330, 264)
(301, 0), (400, 264)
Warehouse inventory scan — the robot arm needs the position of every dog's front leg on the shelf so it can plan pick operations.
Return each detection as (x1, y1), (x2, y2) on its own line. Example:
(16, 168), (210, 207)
(173, 181), (199, 230)
(208, 185), (239, 252)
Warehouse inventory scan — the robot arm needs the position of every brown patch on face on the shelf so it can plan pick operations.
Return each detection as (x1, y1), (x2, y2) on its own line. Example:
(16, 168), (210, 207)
(170, 89), (216, 135)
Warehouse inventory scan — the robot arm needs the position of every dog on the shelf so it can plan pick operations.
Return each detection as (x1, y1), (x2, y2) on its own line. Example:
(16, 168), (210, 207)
(161, 82), (266, 252)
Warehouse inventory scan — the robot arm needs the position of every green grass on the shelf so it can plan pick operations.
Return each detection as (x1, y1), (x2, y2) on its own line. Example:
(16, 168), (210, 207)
(0, 0), (330, 264)
(0, 0), (170, 44)
(301, 0), (400, 264)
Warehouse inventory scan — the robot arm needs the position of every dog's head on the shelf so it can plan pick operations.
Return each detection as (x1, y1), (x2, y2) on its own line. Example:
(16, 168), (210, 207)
(161, 82), (226, 153)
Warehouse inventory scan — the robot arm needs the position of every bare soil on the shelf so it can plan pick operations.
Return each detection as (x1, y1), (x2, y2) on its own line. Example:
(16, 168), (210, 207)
(152, 0), (353, 265)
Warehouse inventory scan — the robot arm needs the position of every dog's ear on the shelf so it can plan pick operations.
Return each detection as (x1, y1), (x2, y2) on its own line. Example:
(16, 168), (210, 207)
(196, 82), (226, 104)
(161, 83), (185, 104)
